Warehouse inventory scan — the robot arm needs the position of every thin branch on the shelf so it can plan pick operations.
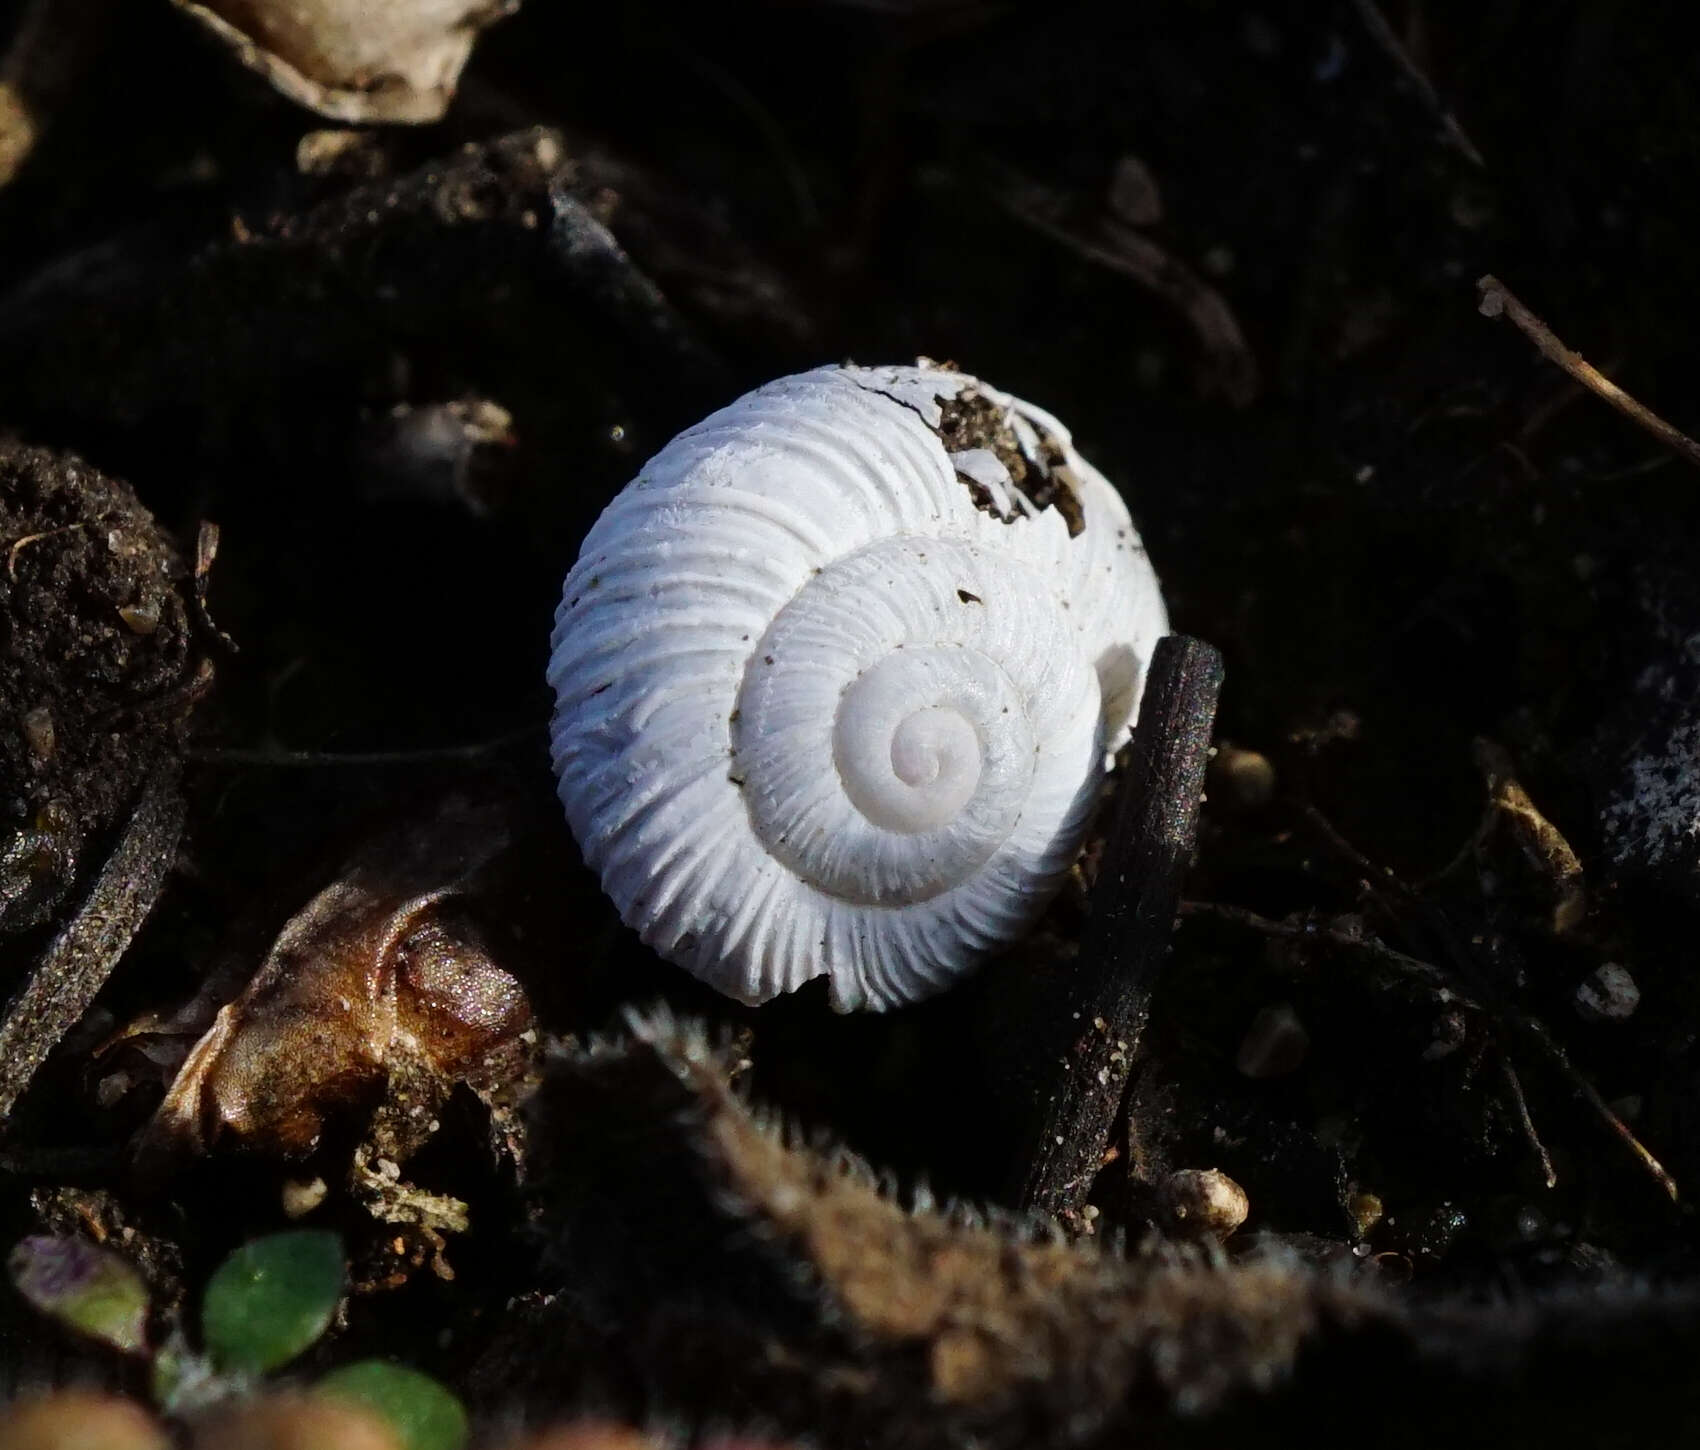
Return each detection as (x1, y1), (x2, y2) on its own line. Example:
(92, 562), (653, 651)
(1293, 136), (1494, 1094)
(1300, 801), (1413, 898)
(1349, 0), (1484, 167)
(1478, 275), (1700, 472)
(0, 774), (185, 1125)
(1513, 1006), (1680, 1203)
(1498, 1054), (1558, 1190)
(1179, 900), (1471, 1005)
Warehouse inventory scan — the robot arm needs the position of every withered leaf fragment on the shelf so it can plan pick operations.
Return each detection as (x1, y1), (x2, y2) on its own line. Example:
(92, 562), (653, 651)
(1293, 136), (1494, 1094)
(129, 793), (534, 1181)
(1473, 739), (1587, 936)
(171, 0), (520, 125)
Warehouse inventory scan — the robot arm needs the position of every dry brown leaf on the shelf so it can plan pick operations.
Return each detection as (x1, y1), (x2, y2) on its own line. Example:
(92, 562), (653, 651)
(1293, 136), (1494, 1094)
(172, 0), (519, 124)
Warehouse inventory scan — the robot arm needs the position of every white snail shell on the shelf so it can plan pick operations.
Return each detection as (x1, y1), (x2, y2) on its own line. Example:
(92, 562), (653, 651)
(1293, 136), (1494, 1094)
(548, 363), (1167, 1010)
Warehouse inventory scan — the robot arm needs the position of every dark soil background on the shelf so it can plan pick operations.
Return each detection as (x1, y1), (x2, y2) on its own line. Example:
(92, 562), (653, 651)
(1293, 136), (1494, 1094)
(6, 1), (1700, 1444)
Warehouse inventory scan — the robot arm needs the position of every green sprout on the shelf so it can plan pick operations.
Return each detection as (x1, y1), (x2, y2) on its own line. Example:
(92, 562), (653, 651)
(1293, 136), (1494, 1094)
(8, 1229), (466, 1450)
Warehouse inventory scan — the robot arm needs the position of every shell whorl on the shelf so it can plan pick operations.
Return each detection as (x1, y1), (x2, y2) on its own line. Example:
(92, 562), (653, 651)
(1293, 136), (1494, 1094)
(548, 364), (1167, 1010)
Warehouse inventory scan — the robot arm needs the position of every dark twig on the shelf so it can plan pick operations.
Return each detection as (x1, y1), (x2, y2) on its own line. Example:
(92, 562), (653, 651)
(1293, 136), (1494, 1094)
(1011, 636), (1223, 1216)
(1349, 0), (1485, 167)
(1478, 275), (1700, 472)
(0, 773), (185, 1125)
(1300, 801), (1411, 899)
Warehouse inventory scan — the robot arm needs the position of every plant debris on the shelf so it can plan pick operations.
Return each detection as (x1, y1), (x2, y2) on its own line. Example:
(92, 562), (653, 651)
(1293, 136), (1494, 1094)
(115, 790), (537, 1261)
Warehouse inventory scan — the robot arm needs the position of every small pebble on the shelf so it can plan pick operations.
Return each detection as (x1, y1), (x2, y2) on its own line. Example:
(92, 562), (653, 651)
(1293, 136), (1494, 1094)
(1514, 1203), (1549, 1241)
(21, 704), (54, 762)
(1237, 1002), (1309, 1077)
(1106, 155), (1164, 227)
(1575, 962), (1640, 1022)
(1202, 244), (1236, 276)
(1421, 1010), (1469, 1061)
(1346, 1189), (1384, 1237)
(118, 600), (161, 635)
(296, 129), (388, 179)
(281, 1175), (329, 1219)
(1210, 742), (1276, 809)
(1159, 1167), (1250, 1239)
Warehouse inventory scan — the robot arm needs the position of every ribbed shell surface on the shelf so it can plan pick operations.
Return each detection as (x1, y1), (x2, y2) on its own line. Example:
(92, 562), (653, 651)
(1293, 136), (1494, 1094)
(548, 364), (1166, 1009)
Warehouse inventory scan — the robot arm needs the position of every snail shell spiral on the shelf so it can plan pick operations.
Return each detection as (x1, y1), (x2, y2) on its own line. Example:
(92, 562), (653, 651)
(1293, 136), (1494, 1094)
(548, 363), (1167, 1010)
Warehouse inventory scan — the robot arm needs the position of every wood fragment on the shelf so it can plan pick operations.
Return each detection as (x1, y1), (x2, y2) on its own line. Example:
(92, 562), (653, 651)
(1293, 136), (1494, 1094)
(0, 773), (185, 1125)
(1474, 738), (1587, 936)
(1477, 275), (1700, 472)
(1010, 635), (1223, 1216)
(190, 520), (238, 653)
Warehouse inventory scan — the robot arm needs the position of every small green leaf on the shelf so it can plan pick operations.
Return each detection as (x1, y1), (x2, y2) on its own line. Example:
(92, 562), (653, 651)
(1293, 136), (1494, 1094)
(201, 1230), (343, 1374)
(316, 1361), (469, 1450)
(7, 1234), (151, 1354)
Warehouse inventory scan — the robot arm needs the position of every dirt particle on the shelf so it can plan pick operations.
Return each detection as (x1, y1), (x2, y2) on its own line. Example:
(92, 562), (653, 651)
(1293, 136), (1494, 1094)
(1, 445), (203, 937)
(936, 389), (1085, 536)
(20, 705), (54, 762)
